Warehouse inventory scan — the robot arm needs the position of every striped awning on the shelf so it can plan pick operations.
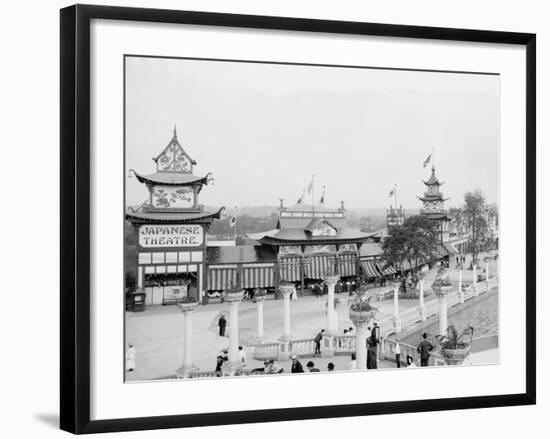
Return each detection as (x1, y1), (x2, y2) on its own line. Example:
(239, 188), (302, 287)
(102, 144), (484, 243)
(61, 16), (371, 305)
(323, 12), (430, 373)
(279, 257), (302, 282)
(207, 265), (237, 290)
(376, 262), (397, 276)
(360, 260), (380, 278)
(305, 255), (331, 280)
(242, 264), (275, 288)
(338, 253), (357, 277)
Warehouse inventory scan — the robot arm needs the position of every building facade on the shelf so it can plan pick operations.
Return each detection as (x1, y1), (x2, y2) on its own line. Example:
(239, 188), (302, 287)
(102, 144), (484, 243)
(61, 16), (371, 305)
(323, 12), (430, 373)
(126, 129), (224, 304)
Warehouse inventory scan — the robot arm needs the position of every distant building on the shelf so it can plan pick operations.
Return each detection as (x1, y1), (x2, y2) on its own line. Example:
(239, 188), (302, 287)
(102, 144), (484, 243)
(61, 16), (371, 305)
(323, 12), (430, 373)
(386, 205), (406, 227)
(418, 166), (467, 255)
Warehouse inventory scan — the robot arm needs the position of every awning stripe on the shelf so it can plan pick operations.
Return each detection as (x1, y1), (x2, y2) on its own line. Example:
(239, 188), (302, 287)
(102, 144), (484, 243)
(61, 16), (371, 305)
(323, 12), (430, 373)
(305, 255), (331, 280)
(361, 260), (380, 278)
(207, 267), (237, 290)
(243, 266), (275, 288)
(339, 253), (357, 277)
(376, 262), (397, 276)
(279, 257), (302, 282)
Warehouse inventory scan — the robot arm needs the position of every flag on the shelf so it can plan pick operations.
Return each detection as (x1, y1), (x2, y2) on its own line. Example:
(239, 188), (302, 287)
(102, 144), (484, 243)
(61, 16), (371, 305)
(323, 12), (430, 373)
(423, 153), (432, 168)
(388, 188), (395, 197)
(320, 186), (326, 204)
(296, 189), (305, 205)
(306, 178), (314, 194)
(229, 216), (237, 227)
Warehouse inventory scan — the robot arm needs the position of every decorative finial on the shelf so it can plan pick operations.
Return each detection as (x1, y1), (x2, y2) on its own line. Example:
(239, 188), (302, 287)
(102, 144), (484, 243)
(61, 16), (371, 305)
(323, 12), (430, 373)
(279, 198), (284, 208)
(340, 200), (346, 210)
(173, 125), (177, 139)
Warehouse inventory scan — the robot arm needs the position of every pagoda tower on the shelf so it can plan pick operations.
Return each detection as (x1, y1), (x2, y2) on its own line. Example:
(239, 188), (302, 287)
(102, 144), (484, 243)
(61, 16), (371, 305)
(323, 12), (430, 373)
(418, 166), (451, 244)
(126, 128), (224, 304)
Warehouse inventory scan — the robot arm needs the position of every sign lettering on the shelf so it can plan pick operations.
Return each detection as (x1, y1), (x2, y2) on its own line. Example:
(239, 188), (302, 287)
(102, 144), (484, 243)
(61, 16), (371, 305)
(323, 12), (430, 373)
(139, 224), (203, 248)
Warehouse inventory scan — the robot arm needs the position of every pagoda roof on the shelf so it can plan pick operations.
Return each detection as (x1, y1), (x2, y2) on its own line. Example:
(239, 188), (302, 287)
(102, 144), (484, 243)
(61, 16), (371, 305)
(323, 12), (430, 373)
(423, 212), (451, 221)
(125, 207), (224, 224)
(131, 170), (211, 187)
(418, 194), (448, 202)
(423, 166), (444, 186)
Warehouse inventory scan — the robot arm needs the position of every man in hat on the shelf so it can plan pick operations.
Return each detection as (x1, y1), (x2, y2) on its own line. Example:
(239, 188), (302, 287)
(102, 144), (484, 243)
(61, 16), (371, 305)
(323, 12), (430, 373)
(291, 355), (304, 373)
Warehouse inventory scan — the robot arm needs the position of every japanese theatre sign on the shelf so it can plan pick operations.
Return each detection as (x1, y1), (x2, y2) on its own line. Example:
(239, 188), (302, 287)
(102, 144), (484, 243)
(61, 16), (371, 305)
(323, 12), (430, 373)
(139, 224), (203, 248)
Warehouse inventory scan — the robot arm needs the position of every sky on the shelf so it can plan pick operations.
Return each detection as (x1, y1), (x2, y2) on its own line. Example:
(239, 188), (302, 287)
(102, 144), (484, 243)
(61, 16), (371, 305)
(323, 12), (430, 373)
(125, 56), (499, 210)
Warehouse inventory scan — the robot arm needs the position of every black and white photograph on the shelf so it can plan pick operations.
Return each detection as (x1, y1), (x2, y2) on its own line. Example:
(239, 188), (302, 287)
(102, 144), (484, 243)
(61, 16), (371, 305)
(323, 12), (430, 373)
(124, 55), (500, 382)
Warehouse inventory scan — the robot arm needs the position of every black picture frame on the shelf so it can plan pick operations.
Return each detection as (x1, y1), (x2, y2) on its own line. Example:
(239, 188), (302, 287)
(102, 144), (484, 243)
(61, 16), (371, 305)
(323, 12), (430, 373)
(60, 4), (536, 434)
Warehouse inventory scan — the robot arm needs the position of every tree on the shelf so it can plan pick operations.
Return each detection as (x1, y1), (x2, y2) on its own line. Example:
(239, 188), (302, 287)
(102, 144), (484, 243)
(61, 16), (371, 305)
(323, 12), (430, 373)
(463, 190), (489, 264)
(381, 215), (439, 276)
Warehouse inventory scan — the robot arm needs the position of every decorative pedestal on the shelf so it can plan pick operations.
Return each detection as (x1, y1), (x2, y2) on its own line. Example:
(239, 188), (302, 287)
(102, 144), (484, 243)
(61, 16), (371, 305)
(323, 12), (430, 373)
(441, 346), (471, 366)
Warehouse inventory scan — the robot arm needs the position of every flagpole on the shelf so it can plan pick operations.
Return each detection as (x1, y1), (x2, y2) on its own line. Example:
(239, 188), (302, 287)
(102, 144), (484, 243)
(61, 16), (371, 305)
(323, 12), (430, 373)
(234, 206), (237, 243)
(394, 184), (397, 210)
(312, 174), (315, 208)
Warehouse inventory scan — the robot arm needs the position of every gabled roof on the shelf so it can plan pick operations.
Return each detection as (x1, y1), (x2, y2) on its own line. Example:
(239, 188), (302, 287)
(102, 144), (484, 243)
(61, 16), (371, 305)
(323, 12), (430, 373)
(153, 127), (196, 173)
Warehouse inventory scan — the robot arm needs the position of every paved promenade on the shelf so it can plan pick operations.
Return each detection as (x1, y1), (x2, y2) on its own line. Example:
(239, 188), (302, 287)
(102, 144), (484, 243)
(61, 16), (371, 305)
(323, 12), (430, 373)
(126, 255), (498, 381)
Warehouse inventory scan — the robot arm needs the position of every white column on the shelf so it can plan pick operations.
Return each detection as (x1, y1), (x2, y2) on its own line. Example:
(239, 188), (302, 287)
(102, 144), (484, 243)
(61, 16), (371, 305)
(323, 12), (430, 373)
(473, 264), (478, 296)
(222, 291), (246, 375)
(486, 261), (490, 283)
(355, 322), (369, 370)
(228, 300), (240, 364)
(458, 270), (464, 303)
(175, 302), (198, 378)
(183, 310), (193, 369)
(393, 283), (402, 332)
(282, 290), (291, 339)
(256, 296), (265, 340)
(419, 280), (426, 321)
(436, 289), (449, 336)
(277, 284), (294, 360)
(325, 276), (339, 335)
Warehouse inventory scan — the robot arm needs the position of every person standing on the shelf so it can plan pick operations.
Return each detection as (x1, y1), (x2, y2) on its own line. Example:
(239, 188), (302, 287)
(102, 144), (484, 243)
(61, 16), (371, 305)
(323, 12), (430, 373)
(394, 339), (401, 368)
(367, 335), (378, 369)
(126, 344), (136, 372)
(218, 314), (227, 337)
(417, 333), (434, 367)
(314, 329), (325, 355)
(215, 355), (224, 376)
(291, 355), (304, 373)
(238, 345), (246, 363)
(349, 353), (357, 370)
